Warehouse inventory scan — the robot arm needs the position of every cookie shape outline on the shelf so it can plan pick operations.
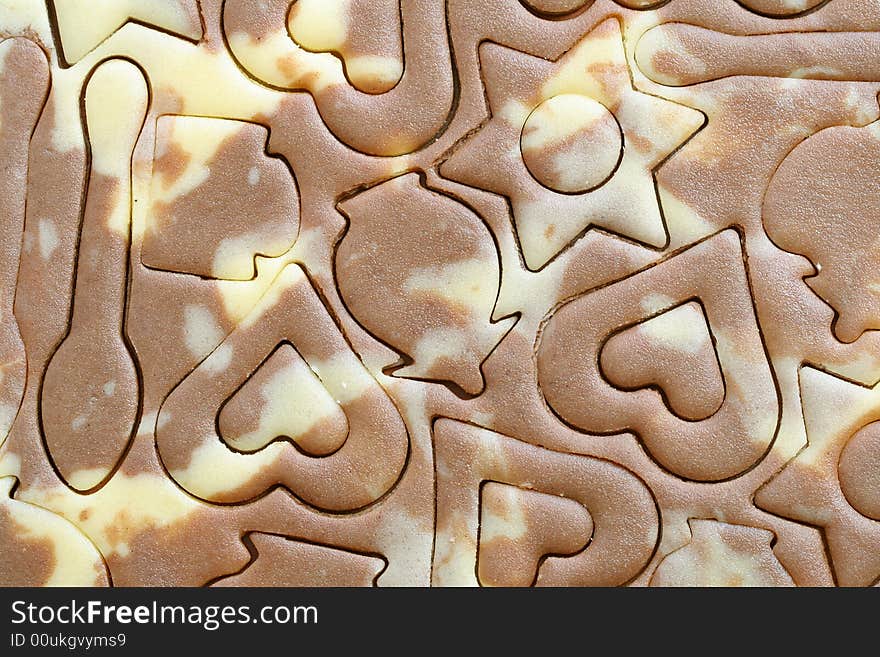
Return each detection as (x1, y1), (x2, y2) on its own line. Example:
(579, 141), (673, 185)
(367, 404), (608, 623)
(537, 229), (779, 482)
(519, 0), (593, 18)
(838, 422), (880, 522)
(735, 0), (833, 18)
(0, 476), (110, 586)
(212, 532), (387, 587)
(217, 342), (350, 456)
(599, 300), (725, 422)
(520, 93), (623, 194)
(763, 116), (880, 343)
(432, 419), (659, 587)
(222, 0), (454, 156)
(40, 58), (149, 493)
(0, 38), (49, 447)
(635, 24), (880, 87)
(477, 482), (593, 587)
(156, 263), (410, 511)
(142, 114), (300, 281)
(1, 0), (878, 590)
(441, 17), (705, 271)
(756, 367), (880, 586)
(649, 519), (795, 587)
(287, 0), (404, 95)
(48, 0), (203, 66)
(335, 173), (517, 397)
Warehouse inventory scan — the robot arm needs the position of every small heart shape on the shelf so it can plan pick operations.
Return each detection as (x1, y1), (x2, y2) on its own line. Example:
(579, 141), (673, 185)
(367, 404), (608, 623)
(218, 343), (349, 456)
(600, 301), (724, 421)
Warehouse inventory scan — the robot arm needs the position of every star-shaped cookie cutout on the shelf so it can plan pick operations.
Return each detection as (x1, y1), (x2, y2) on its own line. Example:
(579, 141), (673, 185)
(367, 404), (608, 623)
(755, 366), (880, 586)
(50, 0), (203, 65)
(441, 17), (704, 270)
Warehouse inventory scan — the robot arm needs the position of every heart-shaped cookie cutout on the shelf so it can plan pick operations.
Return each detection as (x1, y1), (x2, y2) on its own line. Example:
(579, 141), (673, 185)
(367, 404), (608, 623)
(600, 301), (724, 421)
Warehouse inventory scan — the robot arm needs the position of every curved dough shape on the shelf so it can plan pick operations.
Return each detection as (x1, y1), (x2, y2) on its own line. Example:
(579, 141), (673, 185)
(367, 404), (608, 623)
(222, 0), (453, 156)
(157, 264), (409, 511)
(0, 477), (109, 586)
